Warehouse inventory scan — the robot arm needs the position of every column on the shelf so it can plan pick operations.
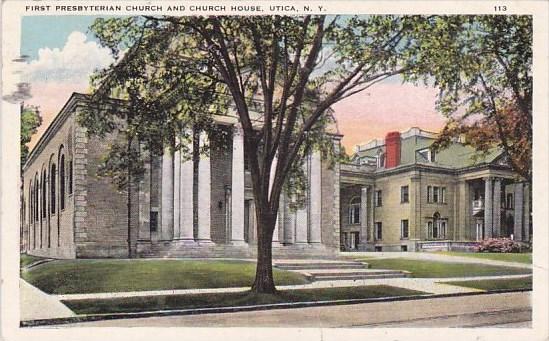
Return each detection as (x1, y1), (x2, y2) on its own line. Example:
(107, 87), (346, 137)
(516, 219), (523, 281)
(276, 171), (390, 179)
(492, 178), (502, 237)
(197, 132), (212, 243)
(173, 141), (181, 239)
(282, 193), (294, 244)
(231, 126), (246, 245)
(523, 183), (530, 241)
(295, 158), (309, 244)
(137, 152), (151, 241)
(370, 186), (376, 242)
(513, 182), (524, 241)
(160, 147), (174, 240)
(178, 138), (194, 241)
(270, 155), (281, 245)
(484, 177), (493, 238)
(309, 152), (322, 244)
(359, 186), (369, 248)
(249, 200), (257, 243)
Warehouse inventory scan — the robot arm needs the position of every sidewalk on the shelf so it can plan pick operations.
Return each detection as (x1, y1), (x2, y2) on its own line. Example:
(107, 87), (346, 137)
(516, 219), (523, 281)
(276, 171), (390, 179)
(20, 279), (75, 321)
(342, 251), (532, 269)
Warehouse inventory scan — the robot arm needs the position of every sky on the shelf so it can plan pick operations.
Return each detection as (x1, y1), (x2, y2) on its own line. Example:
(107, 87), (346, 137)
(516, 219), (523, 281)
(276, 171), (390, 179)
(22, 15), (446, 153)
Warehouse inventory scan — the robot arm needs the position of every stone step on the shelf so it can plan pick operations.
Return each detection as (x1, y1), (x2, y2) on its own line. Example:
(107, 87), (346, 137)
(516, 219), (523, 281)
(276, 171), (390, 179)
(275, 263), (366, 270)
(310, 273), (409, 281)
(306, 269), (403, 277)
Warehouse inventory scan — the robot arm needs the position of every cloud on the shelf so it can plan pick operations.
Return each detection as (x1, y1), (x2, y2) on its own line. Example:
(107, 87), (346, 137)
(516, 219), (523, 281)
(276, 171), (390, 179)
(23, 31), (113, 83)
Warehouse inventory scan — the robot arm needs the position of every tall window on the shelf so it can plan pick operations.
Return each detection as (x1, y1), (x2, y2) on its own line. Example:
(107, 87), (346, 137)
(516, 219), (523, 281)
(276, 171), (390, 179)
(401, 219), (409, 239)
(433, 186), (439, 203)
(375, 190), (383, 207)
(60, 155), (66, 210)
(68, 160), (73, 194)
(401, 186), (409, 203)
(41, 171), (47, 218)
(348, 197), (361, 225)
(427, 213), (447, 239)
(506, 193), (513, 209)
(375, 222), (383, 240)
(441, 187), (446, 203)
(50, 163), (56, 214)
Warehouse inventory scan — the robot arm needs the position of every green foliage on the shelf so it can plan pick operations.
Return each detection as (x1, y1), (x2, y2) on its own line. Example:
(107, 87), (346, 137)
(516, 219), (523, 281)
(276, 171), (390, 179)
(20, 105), (42, 168)
(399, 15), (532, 181)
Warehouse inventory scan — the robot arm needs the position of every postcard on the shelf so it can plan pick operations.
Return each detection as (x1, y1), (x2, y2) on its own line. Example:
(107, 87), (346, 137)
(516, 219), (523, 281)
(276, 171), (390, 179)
(1, 1), (548, 340)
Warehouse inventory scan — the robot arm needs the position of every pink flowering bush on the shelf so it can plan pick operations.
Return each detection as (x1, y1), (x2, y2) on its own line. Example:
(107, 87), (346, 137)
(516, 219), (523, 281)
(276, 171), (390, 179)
(475, 238), (524, 253)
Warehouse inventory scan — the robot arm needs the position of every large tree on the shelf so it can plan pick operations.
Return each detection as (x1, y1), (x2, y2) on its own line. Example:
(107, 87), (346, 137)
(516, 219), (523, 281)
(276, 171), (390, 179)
(86, 15), (420, 293)
(401, 15), (532, 182)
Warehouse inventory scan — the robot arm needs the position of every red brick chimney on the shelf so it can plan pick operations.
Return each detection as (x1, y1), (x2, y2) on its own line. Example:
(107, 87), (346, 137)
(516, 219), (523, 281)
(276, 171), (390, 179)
(385, 131), (401, 168)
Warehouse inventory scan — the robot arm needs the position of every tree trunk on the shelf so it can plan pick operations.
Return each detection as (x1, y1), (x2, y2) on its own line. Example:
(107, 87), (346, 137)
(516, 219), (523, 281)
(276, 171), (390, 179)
(251, 211), (277, 294)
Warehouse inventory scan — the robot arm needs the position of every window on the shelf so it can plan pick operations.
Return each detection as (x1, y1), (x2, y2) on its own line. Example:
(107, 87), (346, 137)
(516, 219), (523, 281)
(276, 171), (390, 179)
(150, 211), (158, 232)
(419, 148), (436, 162)
(428, 185), (446, 204)
(427, 213), (447, 239)
(441, 187), (446, 203)
(50, 164), (56, 214)
(375, 190), (383, 207)
(348, 197), (361, 225)
(41, 171), (47, 218)
(401, 219), (409, 239)
(401, 245), (408, 252)
(375, 222), (383, 240)
(401, 186), (409, 203)
(433, 186), (439, 203)
(506, 193), (513, 209)
(60, 155), (65, 210)
(68, 160), (73, 194)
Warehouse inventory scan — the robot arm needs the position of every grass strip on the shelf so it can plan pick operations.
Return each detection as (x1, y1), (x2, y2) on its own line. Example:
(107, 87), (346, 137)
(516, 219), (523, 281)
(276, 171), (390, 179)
(439, 252), (532, 264)
(20, 254), (46, 268)
(442, 277), (532, 291)
(62, 285), (426, 315)
(22, 259), (309, 294)
(358, 258), (532, 278)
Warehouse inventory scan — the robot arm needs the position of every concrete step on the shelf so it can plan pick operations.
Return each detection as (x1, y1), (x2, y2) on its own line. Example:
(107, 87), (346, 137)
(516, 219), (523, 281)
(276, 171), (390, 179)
(311, 273), (409, 281)
(306, 269), (403, 277)
(275, 263), (366, 270)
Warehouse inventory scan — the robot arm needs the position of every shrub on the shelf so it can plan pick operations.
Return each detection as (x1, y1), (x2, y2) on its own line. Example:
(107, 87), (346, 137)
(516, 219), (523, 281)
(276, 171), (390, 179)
(475, 238), (524, 253)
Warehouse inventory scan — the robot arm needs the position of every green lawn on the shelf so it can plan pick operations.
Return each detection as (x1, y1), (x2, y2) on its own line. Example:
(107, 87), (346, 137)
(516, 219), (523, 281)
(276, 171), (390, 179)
(22, 259), (309, 294)
(440, 252), (532, 264)
(20, 254), (46, 268)
(63, 285), (426, 315)
(443, 277), (532, 291)
(360, 258), (532, 278)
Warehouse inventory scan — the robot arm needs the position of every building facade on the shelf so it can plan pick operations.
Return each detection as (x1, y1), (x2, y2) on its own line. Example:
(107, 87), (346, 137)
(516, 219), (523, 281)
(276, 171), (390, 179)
(339, 127), (531, 252)
(20, 94), (531, 259)
(20, 93), (340, 259)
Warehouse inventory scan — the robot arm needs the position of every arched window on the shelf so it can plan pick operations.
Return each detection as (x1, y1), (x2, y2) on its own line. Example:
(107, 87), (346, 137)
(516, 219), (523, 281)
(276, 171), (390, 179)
(41, 170), (47, 218)
(348, 196), (361, 225)
(50, 163), (56, 214)
(60, 155), (65, 210)
(68, 159), (73, 194)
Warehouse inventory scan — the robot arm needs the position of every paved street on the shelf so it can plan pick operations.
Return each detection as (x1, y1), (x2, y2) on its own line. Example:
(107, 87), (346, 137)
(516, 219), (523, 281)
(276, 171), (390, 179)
(62, 291), (531, 328)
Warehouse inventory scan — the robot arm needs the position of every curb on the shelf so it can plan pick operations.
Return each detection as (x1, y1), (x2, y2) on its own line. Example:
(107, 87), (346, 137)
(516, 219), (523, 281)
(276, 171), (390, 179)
(20, 288), (532, 327)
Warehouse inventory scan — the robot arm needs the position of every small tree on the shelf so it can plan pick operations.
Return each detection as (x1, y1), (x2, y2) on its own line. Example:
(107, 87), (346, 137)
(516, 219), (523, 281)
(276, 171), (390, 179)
(20, 104), (42, 168)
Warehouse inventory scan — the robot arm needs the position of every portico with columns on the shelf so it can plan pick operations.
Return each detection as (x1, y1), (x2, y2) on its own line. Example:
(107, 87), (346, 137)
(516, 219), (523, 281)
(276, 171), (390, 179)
(134, 122), (339, 258)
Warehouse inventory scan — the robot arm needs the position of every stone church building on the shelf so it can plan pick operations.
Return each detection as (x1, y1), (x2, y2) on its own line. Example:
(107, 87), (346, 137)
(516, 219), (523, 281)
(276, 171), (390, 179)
(20, 93), (531, 259)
